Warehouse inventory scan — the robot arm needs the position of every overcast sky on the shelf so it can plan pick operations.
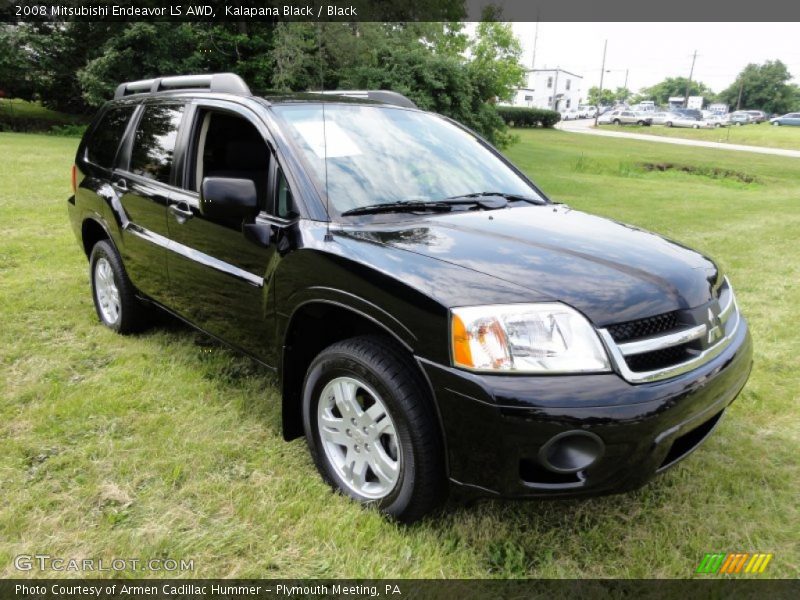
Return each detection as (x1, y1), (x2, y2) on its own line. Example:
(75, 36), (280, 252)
(507, 23), (800, 94)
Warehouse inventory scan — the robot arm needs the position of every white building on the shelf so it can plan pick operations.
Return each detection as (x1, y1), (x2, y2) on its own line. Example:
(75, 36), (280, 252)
(506, 68), (583, 111)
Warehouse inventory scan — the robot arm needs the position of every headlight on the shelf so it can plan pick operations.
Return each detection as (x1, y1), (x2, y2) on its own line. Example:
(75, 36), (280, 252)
(451, 303), (610, 373)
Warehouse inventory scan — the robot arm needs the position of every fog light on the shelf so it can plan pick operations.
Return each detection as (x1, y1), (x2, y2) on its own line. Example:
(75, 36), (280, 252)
(538, 431), (604, 473)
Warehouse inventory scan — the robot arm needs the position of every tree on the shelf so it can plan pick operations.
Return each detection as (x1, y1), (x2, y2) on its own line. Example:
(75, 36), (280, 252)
(719, 60), (797, 114)
(468, 19), (525, 103)
(637, 77), (715, 106)
(586, 86), (615, 106)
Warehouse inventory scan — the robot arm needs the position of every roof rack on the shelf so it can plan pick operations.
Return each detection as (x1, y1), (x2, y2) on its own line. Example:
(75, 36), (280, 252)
(113, 73), (251, 100)
(315, 90), (417, 109)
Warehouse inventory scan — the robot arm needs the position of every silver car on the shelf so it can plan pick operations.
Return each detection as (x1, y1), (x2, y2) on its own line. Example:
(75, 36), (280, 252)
(597, 110), (652, 126)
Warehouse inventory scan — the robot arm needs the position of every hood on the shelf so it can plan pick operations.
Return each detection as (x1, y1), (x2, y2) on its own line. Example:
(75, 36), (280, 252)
(341, 205), (720, 327)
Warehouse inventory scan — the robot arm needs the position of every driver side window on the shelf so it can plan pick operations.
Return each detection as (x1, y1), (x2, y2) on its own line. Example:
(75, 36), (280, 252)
(189, 109), (270, 210)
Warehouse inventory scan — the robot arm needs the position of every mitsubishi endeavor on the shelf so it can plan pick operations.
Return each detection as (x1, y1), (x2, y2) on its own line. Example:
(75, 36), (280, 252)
(67, 74), (753, 522)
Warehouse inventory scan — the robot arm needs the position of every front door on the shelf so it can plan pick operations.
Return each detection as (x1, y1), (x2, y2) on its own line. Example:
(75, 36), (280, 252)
(164, 103), (291, 365)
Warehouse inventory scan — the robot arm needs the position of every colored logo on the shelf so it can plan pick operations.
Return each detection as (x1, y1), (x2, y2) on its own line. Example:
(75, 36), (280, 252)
(696, 553), (773, 574)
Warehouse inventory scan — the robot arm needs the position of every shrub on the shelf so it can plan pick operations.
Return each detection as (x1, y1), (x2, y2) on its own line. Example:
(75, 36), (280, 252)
(496, 106), (561, 128)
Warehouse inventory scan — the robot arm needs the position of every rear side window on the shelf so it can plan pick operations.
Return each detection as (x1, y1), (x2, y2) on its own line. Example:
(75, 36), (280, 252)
(130, 104), (185, 184)
(86, 106), (135, 168)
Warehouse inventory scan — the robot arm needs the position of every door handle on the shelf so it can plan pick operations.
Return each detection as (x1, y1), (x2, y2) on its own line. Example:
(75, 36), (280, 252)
(169, 202), (194, 223)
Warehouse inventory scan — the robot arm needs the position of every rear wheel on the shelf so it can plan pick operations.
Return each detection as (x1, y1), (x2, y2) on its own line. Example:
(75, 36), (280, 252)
(666, 121), (673, 127)
(773, 121), (780, 126)
(89, 240), (149, 334)
(302, 336), (446, 522)
(693, 124), (700, 129)
(612, 119), (621, 125)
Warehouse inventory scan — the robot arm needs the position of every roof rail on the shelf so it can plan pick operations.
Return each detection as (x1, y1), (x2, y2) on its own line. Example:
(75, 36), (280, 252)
(113, 73), (251, 100)
(316, 90), (417, 109)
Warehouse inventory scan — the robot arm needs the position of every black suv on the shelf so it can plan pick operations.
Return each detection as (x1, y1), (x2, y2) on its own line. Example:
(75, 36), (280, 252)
(68, 74), (752, 522)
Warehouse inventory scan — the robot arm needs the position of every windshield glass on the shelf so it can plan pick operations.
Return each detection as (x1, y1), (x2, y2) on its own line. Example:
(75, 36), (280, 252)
(271, 104), (541, 215)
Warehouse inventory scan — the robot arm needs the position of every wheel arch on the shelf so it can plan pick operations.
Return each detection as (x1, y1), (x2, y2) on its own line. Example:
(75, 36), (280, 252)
(278, 300), (447, 466)
(81, 216), (118, 259)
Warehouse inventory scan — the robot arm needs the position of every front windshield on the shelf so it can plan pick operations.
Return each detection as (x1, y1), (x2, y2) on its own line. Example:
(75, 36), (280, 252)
(271, 104), (541, 214)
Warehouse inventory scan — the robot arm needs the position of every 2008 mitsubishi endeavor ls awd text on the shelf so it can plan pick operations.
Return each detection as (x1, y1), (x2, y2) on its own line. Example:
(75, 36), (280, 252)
(67, 73), (753, 522)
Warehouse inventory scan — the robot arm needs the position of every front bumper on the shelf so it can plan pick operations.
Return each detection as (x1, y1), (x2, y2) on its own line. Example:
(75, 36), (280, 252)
(419, 317), (753, 499)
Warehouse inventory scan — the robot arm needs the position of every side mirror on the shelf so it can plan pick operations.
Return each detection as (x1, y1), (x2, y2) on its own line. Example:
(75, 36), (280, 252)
(199, 177), (258, 219)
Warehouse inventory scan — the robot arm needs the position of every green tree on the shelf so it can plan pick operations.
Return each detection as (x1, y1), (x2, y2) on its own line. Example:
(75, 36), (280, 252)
(719, 60), (797, 114)
(637, 77), (715, 106)
(586, 86), (615, 106)
(468, 19), (525, 103)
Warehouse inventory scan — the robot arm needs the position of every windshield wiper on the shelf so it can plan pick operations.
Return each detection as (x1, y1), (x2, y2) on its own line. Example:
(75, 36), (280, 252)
(445, 191), (548, 205)
(340, 200), (454, 217)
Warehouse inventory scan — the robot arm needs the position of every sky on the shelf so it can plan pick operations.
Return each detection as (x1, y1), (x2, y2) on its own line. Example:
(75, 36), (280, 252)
(508, 23), (800, 94)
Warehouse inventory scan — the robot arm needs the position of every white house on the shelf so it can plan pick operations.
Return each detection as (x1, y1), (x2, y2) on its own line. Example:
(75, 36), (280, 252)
(505, 68), (583, 111)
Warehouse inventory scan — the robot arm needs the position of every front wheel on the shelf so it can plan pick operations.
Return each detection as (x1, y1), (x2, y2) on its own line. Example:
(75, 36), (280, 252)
(302, 336), (446, 522)
(693, 124), (700, 129)
(666, 121), (673, 127)
(89, 240), (149, 334)
(612, 119), (621, 125)
(735, 122), (742, 126)
(773, 121), (780, 126)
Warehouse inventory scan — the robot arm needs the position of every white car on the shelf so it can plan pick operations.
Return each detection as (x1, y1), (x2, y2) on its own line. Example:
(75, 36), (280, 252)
(577, 105), (597, 119)
(560, 108), (580, 121)
(597, 110), (653, 126)
(662, 113), (712, 129)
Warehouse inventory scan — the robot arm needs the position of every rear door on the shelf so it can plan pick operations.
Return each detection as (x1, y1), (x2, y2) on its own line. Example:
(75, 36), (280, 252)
(113, 102), (186, 300)
(164, 101), (295, 365)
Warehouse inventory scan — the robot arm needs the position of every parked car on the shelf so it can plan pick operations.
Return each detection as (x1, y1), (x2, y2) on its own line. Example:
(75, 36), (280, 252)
(671, 108), (703, 121)
(560, 108), (580, 121)
(649, 112), (673, 125)
(663, 113), (713, 129)
(770, 112), (800, 126)
(598, 110), (652, 126)
(578, 105), (597, 119)
(729, 111), (753, 126)
(744, 110), (768, 124)
(67, 73), (752, 522)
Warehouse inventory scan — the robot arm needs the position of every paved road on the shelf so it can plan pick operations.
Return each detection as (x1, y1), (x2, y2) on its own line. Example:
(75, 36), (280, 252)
(556, 118), (800, 158)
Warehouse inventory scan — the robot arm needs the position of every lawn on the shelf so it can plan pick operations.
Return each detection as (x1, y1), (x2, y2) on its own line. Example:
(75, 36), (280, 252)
(1, 129), (798, 579)
(598, 121), (800, 150)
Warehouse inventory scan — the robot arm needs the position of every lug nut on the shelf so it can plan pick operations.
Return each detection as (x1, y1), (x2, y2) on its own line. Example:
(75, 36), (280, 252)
(346, 429), (351, 436)
(354, 445), (360, 452)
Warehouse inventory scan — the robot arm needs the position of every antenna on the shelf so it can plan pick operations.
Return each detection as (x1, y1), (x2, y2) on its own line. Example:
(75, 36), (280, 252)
(317, 23), (333, 242)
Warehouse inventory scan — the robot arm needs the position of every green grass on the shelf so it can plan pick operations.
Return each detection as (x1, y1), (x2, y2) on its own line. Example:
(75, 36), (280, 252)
(598, 122), (800, 150)
(0, 98), (84, 124)
(1, 130), (798, 579)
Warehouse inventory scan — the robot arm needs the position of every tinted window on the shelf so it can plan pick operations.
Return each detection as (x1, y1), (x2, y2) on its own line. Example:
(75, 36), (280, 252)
(275, 168), (294, 219)
(86, 106), (135, 168)
(130, 105), (184, 183)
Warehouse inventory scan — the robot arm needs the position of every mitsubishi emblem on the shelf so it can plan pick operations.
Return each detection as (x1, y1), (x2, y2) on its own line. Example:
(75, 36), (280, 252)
(707, 307), (722, 344)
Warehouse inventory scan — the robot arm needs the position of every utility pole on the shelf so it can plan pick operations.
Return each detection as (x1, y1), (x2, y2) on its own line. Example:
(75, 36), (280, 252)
(683, 50), (697, 108)
(623, 68), (629, 101)
(531, 13), (539, 70)
(594, 39), (608, 127)
(736, 80), (744, 110)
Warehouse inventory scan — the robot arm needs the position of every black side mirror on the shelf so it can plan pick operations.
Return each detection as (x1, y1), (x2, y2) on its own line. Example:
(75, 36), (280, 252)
(199, 177), (258, 219)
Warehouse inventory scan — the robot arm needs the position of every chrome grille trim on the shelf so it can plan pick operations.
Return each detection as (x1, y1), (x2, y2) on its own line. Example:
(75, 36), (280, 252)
(598, 277), (740, 384)
(616, 323), (706, 356)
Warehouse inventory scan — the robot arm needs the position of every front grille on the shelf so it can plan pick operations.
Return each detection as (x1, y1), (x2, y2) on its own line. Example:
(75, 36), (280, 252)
(625, 342), (693, 372)
(607, 311), (681, 343)
(598, 277), (740, 383)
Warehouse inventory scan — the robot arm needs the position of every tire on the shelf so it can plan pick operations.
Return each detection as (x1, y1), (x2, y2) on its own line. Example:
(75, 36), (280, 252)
(302, 336), (446, 523)
(89, 240), (149, 334)
(693, 124), (700, 129)
(735, 122), (742, 127)
(637, 120), (645, 126)
(612, 119), (621, 125)
(666, 121), (673, 127)
(773, 121), (780, 126)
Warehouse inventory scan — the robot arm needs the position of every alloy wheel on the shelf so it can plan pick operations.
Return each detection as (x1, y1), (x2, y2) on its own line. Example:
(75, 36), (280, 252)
(94, 257), (121, 324)
(317, 376), (401, 499)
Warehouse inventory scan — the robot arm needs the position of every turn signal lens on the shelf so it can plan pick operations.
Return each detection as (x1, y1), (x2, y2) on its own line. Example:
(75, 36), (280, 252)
(71, 164), (77, 194)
